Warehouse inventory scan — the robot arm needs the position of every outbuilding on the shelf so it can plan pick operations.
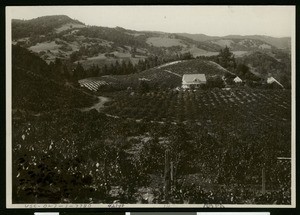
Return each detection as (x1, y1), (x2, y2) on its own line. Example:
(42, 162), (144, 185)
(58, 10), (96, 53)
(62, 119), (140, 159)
(267, 77), (284, 88)
(233, 76), (243, 83)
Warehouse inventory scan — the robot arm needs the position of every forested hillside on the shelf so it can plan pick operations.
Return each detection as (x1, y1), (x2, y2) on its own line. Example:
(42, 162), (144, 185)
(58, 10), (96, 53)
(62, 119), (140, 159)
(12, 15), (85, 39)
(12, 45), (97, 112)
(236, 51), (291, 87)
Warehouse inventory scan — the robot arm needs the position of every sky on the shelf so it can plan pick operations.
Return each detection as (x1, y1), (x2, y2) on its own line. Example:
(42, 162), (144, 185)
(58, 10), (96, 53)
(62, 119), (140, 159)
(6, 6), (295, 37)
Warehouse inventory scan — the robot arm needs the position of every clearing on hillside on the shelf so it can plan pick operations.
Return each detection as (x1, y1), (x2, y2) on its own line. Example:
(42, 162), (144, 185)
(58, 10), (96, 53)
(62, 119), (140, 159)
(146, 36), (187, 47)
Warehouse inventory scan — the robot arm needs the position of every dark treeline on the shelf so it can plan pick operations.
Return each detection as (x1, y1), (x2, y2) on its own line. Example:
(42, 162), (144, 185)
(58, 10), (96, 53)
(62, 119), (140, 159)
(12, 44), (193, 83)
(51, 52), (194, 81)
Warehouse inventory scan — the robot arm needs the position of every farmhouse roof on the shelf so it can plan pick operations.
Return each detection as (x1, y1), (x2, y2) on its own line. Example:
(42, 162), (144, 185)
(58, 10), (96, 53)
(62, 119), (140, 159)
(182, 74), (206, 83)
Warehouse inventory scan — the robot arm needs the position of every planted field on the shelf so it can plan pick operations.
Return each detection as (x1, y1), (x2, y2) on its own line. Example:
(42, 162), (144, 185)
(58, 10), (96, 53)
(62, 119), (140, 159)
(146, 36), (187, 47)
(82, 69), (183, 91)
(12, 89), (291, 204)
(104, 89), (290, 126)
(29, 41), (61, 52)
(181, 45), (219, 57)
(161, 59), (232, 76)
(79, 78), (109, 91)
(84, 59), (231, 91)
(78, 53), (146, 69)
(100, 89), (291, 203)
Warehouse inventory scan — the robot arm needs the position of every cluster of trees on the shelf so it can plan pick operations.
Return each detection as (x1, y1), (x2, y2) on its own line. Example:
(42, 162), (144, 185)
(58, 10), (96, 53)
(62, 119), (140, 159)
(198, 46), (260, 83)
(237, 51), (291, 88)
(198, 47), (291, 89)
(56, 52), (194, 81)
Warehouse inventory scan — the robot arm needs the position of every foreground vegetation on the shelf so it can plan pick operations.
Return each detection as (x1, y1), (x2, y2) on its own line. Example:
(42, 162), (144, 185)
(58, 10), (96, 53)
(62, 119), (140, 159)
(12, 88), (291, 204)
(11, 42), (291, 205)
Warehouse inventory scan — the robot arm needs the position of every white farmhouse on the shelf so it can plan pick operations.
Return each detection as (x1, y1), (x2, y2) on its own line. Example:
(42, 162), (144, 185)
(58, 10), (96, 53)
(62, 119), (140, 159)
(267, 77), (284, 88)
(182, 74), (207, 89)
(233, 76), (243, 83)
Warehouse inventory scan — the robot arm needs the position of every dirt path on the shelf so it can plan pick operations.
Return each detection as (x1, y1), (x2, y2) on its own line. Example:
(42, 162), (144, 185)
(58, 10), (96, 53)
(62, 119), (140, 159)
(164, 69), (182, 78)
(80, 96), (110, 112)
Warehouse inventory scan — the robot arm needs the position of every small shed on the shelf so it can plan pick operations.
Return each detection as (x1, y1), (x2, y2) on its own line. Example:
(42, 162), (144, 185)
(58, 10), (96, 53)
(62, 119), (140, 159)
(233, 76), (243, 83)
(267, 77), (284, 88)
(182, 74), (207, 89)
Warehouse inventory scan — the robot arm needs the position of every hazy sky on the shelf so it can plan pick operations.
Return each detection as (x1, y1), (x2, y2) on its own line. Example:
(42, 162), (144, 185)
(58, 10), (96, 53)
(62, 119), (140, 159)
(6, 6), (295, 37)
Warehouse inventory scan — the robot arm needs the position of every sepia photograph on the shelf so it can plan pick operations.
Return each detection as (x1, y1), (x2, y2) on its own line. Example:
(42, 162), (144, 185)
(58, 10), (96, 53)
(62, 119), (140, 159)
(6, 6), (295, 208)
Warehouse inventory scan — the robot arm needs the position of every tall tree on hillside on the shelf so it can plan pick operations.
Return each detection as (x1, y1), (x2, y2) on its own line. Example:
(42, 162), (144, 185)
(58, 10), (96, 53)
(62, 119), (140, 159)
(63, 64), (70, 80)
(48, 59), (64, 81)
(236, 63), (250, 77)
(217, 46), (236, 71)
(115, 60), (121, 75)
(127, 61), (135, 74)
(73, 62), (85, 80)
(137, 59), (146, 72)
(102, 64), (109, 75)
(86, 64), (100, 77)
(121, 60), (127, 75)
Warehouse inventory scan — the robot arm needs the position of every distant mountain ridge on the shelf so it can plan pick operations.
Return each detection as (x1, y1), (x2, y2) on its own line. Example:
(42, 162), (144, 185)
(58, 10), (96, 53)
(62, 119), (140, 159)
(11, 15), (291, 84)
(177, 33), (291, 50)
(12, 15), (290, 49)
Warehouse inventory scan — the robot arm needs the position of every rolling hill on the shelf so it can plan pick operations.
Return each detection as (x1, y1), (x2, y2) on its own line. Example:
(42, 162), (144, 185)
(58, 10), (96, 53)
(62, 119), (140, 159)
(236, 51), (291, 86)
(177, 33), (291, 50)
(79, 59), (232, 91)
(12, 15), (291, 83)
(12, 15), (85, 39)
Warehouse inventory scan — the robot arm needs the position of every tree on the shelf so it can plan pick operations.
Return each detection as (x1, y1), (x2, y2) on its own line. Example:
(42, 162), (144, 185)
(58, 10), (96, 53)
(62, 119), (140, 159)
(217, 46), (236, 71)
(73, 62), (85, 80)
(63, 64), (70, 79)
(236, 64), (249, 76)
(180, 52), (193, 60)
(115, 60), (120, 74)
(102, 64), (109, 75)
(207, 76), (225, 88)
(121, 60), (127, 75)
(127, 60), (135, 74)
(138, 80), (150, 93)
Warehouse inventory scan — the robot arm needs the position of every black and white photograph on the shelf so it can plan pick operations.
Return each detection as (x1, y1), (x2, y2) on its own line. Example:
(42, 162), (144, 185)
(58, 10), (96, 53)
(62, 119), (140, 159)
(6, 6), (295, 208)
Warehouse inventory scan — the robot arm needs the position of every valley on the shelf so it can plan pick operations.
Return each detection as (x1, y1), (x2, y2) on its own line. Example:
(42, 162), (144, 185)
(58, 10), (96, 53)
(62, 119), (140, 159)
(10, 14), (292, 205)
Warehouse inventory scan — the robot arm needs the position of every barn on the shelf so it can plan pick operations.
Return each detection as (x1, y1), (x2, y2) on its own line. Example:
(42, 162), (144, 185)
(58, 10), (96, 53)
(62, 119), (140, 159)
(182, 74), (207, 89)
